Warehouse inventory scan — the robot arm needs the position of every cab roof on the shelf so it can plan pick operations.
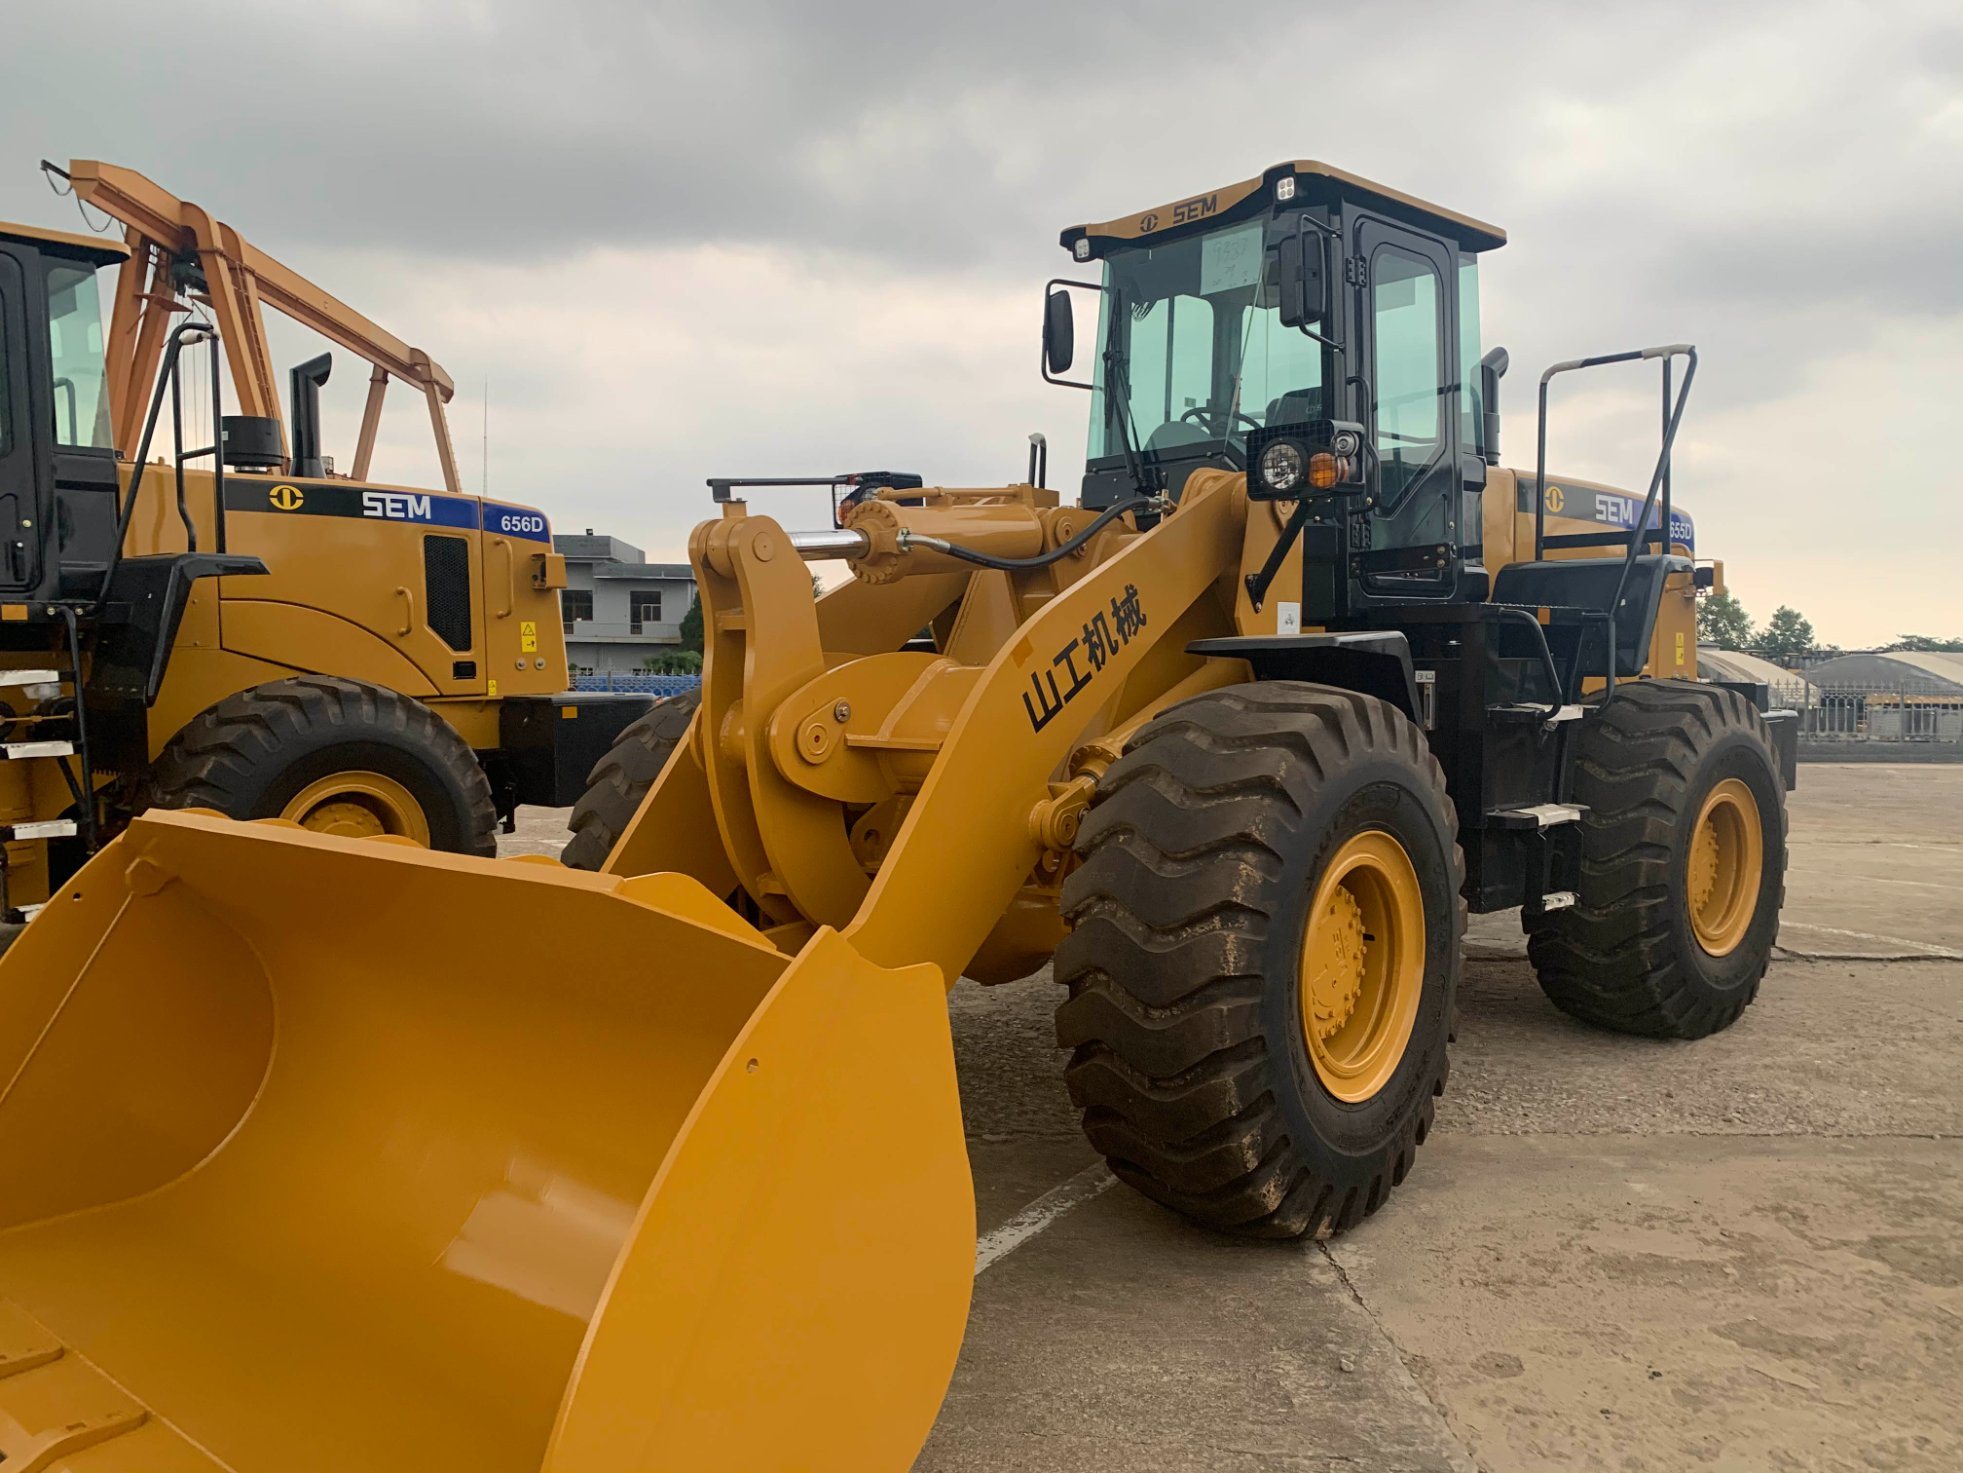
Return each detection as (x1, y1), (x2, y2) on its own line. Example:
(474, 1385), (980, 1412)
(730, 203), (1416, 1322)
(0, 220), (131, 267)
(1060, 160), (1507, 259)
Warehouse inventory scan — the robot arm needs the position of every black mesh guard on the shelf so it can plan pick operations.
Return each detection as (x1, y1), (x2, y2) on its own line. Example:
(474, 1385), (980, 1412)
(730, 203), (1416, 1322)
(423, 535), (474, 652)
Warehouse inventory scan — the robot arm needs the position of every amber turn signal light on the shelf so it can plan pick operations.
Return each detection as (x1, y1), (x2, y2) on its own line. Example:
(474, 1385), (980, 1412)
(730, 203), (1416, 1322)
(1308, 452), (1342, 490)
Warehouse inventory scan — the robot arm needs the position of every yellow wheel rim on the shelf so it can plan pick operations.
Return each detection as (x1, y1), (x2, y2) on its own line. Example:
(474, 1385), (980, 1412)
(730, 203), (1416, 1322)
(1298, 830), (1426, 1103)
(1687, 777), (1763, 956)
(279, 770), (431, 846)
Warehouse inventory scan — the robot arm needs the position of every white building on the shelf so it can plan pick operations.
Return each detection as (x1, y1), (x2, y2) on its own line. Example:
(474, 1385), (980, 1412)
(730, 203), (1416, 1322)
(554, 531), (698, 676)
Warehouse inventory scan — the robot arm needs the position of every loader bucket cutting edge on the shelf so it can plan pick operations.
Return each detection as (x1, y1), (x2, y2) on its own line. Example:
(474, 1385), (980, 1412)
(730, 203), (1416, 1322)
(0, 810), (975, 1473)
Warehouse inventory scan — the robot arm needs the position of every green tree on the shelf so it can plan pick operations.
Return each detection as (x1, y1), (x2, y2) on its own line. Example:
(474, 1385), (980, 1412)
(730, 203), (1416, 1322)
(1696, 591), (1753, 650)
(1887, 634), (1963, 653)
(677, 590), (703, 654)
(1757, 606), (1815, 664)
(640, 649), (702, 675)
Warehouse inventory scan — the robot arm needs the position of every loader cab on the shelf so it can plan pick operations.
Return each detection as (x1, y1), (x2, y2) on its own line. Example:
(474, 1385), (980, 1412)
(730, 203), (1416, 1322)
(1049, 161), (1505, 620)
(0, 225), (126, 604)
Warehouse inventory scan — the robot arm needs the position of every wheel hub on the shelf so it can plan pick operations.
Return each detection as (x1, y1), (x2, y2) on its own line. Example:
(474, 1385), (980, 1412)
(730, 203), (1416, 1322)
(280, 770), (432, 847)
(1305, 886), (1367, 1040)
(300, 799), (390, 839)
(1297, 830), (1427, 1103)
(1688, 822), (1722, 914)
(1686, 777), (1764, 958)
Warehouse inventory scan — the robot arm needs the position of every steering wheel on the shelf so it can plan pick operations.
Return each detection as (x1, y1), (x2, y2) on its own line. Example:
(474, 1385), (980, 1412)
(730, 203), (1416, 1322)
(1180, 405), (1262, 433)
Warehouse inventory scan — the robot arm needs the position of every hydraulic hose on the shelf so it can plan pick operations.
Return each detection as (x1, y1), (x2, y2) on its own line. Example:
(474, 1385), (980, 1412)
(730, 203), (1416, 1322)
(899, 496), (1159, 573)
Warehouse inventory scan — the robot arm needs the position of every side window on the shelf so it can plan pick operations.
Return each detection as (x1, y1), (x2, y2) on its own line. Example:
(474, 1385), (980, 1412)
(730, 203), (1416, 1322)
(1237, 307), (1325, 428)
(1370, 244), (1447, 512)
(562, 589), (593, 629)
(1126, 293), (1214, 443)
(1371, 245), (1443, 453)
(45, 264), (112, 450)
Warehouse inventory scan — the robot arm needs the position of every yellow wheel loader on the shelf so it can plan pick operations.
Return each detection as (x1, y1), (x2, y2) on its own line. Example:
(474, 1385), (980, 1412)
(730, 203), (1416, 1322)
(0, 162), (1795, 1469)
(0, 163), (651, 926)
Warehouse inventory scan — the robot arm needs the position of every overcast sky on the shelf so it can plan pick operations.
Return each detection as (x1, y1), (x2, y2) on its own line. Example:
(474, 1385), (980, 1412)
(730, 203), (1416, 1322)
(5, 0), (1958, 645)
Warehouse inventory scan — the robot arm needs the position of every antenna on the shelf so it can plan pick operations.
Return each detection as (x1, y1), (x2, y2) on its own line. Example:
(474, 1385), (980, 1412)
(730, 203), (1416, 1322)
(482, 376), (489, 497)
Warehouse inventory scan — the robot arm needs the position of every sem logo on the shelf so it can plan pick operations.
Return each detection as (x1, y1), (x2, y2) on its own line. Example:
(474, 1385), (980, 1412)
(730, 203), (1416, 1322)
(1137, 212), (1160, 231)
(363, 491), (433, 521)
(1593, 493), (1695, 550)
(268, 484), (304, 511)
(1170, 193), (1219, 226)
(1544, 484), (1565, 514)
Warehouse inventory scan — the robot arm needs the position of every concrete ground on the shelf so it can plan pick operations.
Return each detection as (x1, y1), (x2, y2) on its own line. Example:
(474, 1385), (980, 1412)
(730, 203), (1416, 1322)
(516, 763), (1963, 1470)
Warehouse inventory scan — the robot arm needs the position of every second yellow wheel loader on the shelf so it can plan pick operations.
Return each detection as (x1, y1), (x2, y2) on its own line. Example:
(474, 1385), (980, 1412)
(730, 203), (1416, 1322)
(0, 162), (1794, 1469)
(0, 163), (652, 928)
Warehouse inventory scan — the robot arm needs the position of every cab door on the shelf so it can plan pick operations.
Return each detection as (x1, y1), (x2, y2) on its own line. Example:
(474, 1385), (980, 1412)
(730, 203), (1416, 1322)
(0, 250), (44, 594)
(1352, 215), (1461, 588)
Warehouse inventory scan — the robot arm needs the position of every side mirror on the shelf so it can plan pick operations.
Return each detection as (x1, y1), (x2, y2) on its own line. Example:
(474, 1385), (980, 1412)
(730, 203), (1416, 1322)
(1477, 346), (1509, 466)
(1276, 225), (1327, 329)
(1042, 289), (1075, 376)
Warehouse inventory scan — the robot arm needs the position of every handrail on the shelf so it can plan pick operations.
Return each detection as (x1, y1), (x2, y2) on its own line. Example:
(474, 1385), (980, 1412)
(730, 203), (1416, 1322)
(101, 319), (216, 605)
(1533, 343), (1698, 695)
(1493, 606), (1571, 708)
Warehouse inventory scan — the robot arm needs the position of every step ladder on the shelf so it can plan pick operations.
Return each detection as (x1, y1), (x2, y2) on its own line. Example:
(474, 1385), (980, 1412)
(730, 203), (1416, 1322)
(1486, 800), (1587, 914)
(0, 659), (93, 927)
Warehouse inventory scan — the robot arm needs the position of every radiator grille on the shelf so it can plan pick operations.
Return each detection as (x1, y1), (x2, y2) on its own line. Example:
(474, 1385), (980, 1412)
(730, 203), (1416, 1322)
(423, 535), (474, 652)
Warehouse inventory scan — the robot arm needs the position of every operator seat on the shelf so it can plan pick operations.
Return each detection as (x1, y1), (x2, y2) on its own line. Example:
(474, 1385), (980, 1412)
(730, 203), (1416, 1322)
(1264, 388), (1325, 426)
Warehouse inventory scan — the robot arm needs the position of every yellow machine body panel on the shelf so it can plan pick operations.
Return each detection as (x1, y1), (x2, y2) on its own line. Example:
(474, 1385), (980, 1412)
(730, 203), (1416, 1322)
(112, 460), (569, 742)
(1479, 466), (1699, 684)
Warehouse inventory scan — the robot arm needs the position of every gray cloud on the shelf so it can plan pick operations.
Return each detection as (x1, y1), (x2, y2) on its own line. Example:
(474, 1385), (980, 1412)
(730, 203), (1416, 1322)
(3, 0), (1958, 643)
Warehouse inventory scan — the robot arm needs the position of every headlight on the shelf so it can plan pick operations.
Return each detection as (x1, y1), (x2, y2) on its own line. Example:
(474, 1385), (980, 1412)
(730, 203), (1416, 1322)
(1258, 440), (1305, 495)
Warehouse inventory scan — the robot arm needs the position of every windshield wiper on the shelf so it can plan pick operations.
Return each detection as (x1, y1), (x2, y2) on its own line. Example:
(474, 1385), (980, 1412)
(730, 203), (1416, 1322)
(1102, 347), (1163, 498)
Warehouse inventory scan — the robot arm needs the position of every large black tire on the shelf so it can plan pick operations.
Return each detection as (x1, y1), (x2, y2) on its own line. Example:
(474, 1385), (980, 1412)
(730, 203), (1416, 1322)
(1525, 679), (1786, 1039)
(562, 692), (701, 872)
(1055, 683), (1464, 1239)
(146, 676), (497, 856)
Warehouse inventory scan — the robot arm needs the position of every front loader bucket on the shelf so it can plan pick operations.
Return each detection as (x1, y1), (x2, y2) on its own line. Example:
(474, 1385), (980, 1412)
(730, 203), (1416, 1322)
(0, 811), (973, 1472)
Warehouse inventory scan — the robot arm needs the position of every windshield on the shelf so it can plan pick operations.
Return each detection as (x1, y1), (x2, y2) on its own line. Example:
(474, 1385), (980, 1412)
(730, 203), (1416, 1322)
(1088, 217), (1329, 465)
(46, 262), (113, 450)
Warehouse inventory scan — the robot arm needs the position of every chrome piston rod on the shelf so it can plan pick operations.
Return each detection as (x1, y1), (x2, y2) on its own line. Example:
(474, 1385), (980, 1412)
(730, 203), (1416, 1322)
(789, 529), (872, 560)
(789, 528), (959, 560)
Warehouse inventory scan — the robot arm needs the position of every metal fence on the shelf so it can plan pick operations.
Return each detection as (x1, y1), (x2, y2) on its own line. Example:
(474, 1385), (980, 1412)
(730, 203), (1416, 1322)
(571, 673), (702, 697)
(562, 671), (1959, 747)
(1781, 680), (1963, 746)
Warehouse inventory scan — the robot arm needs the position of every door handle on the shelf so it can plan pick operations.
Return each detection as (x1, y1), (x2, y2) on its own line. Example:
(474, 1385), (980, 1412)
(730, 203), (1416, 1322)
(394, 584), (415, 636)
(493, 537), (514, 618)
